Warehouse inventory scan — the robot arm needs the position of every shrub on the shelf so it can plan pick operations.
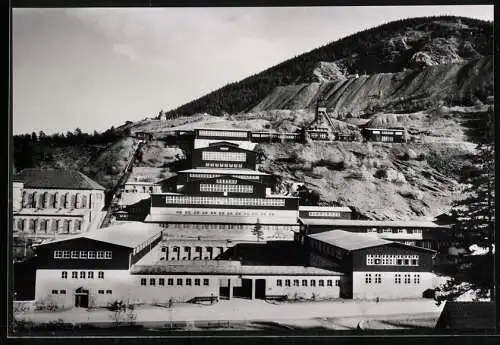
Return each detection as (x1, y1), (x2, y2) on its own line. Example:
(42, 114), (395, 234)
(374, 168), (388, 179)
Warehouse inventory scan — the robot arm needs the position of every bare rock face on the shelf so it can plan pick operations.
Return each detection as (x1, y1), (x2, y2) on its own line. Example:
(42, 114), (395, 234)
(409, 51), (436, 68)
(312, 61), (347, 83)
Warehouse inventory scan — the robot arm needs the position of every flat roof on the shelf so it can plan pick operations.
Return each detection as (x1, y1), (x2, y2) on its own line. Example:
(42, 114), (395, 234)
(131, 260), (343, 276)
(308, 230), (392, 251)
(179, 168), (269, 176)
(298, 218), (447, 228)
(195, 127), (251, 132)
(34, 222), (163, 249)
(299, 206), (352, 213)
(146, 214), (299, 225)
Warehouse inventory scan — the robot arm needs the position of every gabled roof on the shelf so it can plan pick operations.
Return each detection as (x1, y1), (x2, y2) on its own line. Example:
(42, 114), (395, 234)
(308, 230), (392, 251)
(308, 230), (436, 252)
(179, 168), (269, 176)
(298, 218), (447, 228)
(436, 302), (496, 330)
(33, 222), (162, 249)
(15, 168), (105, 190)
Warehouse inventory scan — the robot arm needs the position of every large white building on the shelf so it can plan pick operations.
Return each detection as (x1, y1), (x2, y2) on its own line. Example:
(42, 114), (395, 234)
(13, 169), (106, 241)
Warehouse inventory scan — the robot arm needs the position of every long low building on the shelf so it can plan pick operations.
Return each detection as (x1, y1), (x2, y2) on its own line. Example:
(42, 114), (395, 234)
(297, 218), (450, 250)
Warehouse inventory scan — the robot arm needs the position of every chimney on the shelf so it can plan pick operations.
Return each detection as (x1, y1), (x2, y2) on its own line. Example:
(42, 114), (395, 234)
(12, 182), (24, 212)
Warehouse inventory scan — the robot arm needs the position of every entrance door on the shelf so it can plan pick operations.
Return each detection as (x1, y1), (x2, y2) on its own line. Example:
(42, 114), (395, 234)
(255, 279), (266, 299)
(74, 287), (89, 308)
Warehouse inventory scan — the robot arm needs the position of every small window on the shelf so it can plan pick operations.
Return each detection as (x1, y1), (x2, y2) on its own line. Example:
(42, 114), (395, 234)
(365, 274), (372, 284)
(177, 278), (183, 286)
(88, 251), (96, 259)
(80, 251), (87, 259)
(293, 279), (299, 287)
(302, 279), (308, 287)
(195, 279), (201, 286)
(186, 278), (192, 286)
(203, 278), (209, 286)
(87, 271), (94, 279)
(71, 251), (79, 259)
(72, 271), (78, 279)
(140, 278), (147, 286)
(276, 279), (282, 287)
(97, 251), (105, 259)
(63, 251), (70, 259)
(106, 290), (112, 294)
(61, 271), (68, 279)
(150, 278), (156, 286)
(80, 271), (86, 279)
(310, 280), (316, 287)
(60, 290), (66, 294)
(327, 280), (332, 287)
(51, 290), (58, 294)
(54, 251), (62, 259)
(319, 280), (324, 287)
(105, 251), (112, 259)
(168, 278), (174, 286)
(98, 290), (104, 294)
(98, 271), (104, 279)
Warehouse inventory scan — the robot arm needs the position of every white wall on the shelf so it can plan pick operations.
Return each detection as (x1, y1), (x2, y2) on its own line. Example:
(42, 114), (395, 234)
(35, 269), (131, 309)
(245, 275), (341, 300)
(352, 271), (435, 300)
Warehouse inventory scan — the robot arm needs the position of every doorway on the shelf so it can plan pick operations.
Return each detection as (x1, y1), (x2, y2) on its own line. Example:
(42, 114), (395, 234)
(255, 279), (266, 299)
(74, 287), (89, 308)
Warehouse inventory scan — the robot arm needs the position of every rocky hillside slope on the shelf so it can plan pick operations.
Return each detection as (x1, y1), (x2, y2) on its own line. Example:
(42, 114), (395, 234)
(165, 16), (493, 118)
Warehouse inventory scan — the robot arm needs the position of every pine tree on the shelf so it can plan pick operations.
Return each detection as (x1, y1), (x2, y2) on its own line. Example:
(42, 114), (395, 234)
(435, 109), (495, 303)
(252, 218), (264, 242)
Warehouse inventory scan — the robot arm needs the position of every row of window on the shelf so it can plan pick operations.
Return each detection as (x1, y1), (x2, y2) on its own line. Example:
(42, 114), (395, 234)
(308, 212), (342, 217)
(202, 151), (247, 162)
(162, 223), (296, 231)
(140, 277), (210, 286)
(365, 273), (420, 284)
(16, 218), (82, 233)
(366, 228), (423, 235)
(21, 191), (102, 210)
(366, 254), (419, 266)
(61, 271), (105, 279)
(216, 179), (238, 184)
(51, 289), (112, 295)
(311, 240), (343, 259)
(173, 209), (278, 217)
(188, 174), (260, 180)
(204, 162), (244, 168)
(252, 133), (300, 139)
(164, 196), (285, 207)
(197, 130), (248, 138)
(200, 184), (254, 194)
(54, 250), (112, 259)
(276, 279), (340, 287)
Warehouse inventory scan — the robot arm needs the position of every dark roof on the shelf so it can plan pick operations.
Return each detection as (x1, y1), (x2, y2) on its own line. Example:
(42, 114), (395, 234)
(15, 168), (105, 190)
(436, 302), (496, 330)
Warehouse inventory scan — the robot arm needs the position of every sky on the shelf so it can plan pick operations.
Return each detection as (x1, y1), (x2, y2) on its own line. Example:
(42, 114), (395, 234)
(12, 6), (493, 135)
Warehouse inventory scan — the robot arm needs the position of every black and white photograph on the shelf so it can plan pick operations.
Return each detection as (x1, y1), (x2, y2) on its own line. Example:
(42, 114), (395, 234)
(9, 4), (496, 337)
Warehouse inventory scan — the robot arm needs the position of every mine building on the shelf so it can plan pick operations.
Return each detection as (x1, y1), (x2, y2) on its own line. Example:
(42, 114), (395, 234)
(304, 100), (334, 141)
(302, 230), (436, 299)
(297, 218), (450, 251)
(298, 206), (352, 220)
(12, 169), (106, 242)
(362, 127), (408, 143)
(146, 127), (300, 239)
